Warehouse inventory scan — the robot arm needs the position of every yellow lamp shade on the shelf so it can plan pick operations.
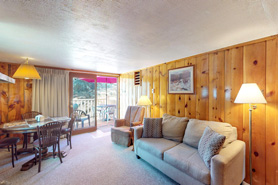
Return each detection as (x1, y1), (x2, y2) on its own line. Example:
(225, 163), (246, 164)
(137, 95), (152, 106)
(13, 63), (41, 80)
(234, 83), (267, 104)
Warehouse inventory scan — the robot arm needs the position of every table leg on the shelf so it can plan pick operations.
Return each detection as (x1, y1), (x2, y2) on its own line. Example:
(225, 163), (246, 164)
(20, 148), (67, 171)
(17, 133), (35, 155)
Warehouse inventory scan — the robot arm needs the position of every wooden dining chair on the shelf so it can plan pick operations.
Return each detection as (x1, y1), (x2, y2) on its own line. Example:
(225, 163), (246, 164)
(0, 137), (20, 167)
(21, 111), (42, 120)
(21, 111), (42, 149)
(61, 118), (74, 149)
(33, 121), (63, 173)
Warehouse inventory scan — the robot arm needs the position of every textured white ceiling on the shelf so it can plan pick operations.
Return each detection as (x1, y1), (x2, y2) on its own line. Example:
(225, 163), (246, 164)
(0, 0), (277, 74)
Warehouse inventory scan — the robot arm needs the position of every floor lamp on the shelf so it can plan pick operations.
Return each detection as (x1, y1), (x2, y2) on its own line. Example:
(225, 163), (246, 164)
(234, 83), (267, 185)
(137, 95), (152, 117)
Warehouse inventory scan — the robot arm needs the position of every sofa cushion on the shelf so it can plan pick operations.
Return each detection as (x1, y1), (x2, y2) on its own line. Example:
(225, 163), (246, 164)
(198, 127), (226, 168)
(183, 119), (237, 148)
(142, 118), (163, 138)
(111, 126), (131, 137)
(136, 138), (179, 159)
(162, 113), (189, 142)
(164, 143), (210, 185)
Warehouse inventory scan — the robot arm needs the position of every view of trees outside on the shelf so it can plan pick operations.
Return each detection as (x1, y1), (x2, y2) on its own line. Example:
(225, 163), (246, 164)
(72, 77), (117, 121)
(73, 78), (95, 99)
(97, 83), (117, 105)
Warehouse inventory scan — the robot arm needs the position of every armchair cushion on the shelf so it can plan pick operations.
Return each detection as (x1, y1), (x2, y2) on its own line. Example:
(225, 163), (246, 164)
(142, 118), (163, 138)
(111, 126), (131, 137)
(162, 113), (189, 142)
(198, 127), (226, 168)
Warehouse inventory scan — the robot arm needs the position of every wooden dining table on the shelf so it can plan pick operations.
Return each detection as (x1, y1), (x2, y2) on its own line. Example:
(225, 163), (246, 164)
(0, 116), (71, 171)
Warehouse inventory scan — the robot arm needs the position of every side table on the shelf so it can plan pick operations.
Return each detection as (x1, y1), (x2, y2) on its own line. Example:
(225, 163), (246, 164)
(130, 125), (143, 151)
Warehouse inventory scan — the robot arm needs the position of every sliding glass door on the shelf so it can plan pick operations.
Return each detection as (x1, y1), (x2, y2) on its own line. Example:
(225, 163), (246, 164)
(69, 73), (97, 134)
(97, 76), (118, 128)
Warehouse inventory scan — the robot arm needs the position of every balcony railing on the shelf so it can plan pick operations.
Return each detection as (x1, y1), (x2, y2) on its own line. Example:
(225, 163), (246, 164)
(72, 99), (116, 120)
(73, 99), (95, 117)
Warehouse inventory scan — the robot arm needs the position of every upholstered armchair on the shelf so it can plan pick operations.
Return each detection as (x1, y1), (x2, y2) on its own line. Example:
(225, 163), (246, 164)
(111, 106), (145, 147)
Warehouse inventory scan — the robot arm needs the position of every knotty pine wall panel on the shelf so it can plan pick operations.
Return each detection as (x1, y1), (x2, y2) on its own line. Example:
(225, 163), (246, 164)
(208, 51), (225, 122)
(119, 35), (278, 184)
(166, 62), (176, 116)
(152, 66), (160, 118)
(0, 62), (32, 144)
(196, 54), (209, 120)
(159, 64), (167, 117)
(184, 57), (196, 118)
(0, 62), (32, 124)
(0, 63), (9, 123)
(175, 59), (185, 117)
(243, 42), (266, 185)
(265, 38), (278, 185)
(224, 47), (243, 140)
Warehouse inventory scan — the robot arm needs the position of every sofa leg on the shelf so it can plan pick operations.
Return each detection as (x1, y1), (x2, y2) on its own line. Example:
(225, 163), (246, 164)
(136, 155), (140, 159)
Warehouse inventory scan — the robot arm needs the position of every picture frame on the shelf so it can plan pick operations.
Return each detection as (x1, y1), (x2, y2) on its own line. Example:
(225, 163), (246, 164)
(168, 65), (195, 94)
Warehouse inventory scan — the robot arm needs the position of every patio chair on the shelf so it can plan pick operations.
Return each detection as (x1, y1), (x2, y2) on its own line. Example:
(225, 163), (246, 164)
(61, 117), (75, 149)
(0, 137), (20, 167)
(71, 110), (90, 128)
(105, 106), (116, 121)
(33, 121), (63, 173)
(111, 106), (145, 147)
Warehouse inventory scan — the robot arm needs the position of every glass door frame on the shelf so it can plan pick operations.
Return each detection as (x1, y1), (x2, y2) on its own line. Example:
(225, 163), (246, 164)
(69, 72), (97, 135)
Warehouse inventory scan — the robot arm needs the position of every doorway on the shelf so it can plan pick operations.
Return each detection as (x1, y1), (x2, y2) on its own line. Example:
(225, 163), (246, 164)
(96, 76), (118, 130)
(69, 73), (97, 134)
(69, 73), (118, 134)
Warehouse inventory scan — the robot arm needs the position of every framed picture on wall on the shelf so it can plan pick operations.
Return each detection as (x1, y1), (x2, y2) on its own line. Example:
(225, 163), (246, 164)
(168, 65), (195, 94)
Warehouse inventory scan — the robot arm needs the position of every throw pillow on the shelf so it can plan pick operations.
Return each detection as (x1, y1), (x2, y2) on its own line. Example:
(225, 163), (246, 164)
(162, 113), (189, 142)
(198, 127), (226, 168)
(183, 119), (236, 148)
(142, 118), (163, 138)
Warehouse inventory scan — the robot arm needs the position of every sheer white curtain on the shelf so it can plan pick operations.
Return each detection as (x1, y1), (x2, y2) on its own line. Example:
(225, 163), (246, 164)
(32, 68), (69, 117)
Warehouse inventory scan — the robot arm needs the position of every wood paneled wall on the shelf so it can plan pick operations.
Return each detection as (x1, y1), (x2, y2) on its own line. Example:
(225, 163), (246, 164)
(0, 62), (32, 123)
(119, 35), (278, 185)
(0, 62), (32, 141)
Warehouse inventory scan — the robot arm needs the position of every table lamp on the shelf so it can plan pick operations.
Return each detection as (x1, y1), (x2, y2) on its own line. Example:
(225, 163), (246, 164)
(137, 95), (152, 117)
(234, 83), (267, 185)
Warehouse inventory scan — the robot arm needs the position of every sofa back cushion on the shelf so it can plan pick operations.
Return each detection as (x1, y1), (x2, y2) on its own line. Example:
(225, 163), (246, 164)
(183, 119), (237, 148)
(142, 118), (163, 138)
(162, 114), (189, 142)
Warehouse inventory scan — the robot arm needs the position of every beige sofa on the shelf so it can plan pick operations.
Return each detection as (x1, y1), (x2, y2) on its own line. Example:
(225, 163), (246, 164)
(134, 118), (245, 185)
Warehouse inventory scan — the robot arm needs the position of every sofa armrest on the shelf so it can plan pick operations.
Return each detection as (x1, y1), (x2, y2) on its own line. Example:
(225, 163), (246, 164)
(130, 121), (141, 127)
(133, 126), (143, 153)
(211, 140), (245, 185)
(114, 119), (126, 127)
(134, 126), (143, 141)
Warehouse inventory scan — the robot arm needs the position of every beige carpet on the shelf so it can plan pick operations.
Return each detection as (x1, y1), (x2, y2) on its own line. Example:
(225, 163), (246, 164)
(0, 131), (177, 185)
